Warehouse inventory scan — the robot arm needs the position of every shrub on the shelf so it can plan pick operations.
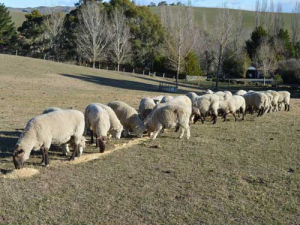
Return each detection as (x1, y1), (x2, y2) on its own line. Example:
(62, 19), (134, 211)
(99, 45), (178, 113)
(277, 59), (300, 84)
(184, 52), (201, 76)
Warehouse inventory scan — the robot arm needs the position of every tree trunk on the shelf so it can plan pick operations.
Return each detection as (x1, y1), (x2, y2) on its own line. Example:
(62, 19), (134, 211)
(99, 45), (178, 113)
(215, 45), (223, 90)
(93, 61), (95, 69)
(117, 63), (120, 72)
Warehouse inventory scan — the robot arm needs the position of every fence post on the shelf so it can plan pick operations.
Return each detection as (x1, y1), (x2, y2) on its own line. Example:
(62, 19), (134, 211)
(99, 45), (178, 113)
(143, 70), (145, 75)
(99, 64), (101, 69)
(15, 50), (18, 56)
(163, 73), (165, 78)
(132, 69), (135, 74)
(149, 71), (151, 76)
(123, 68), (125, 72)
(153, 72), (156, 77)
(107, 66), (108, 70)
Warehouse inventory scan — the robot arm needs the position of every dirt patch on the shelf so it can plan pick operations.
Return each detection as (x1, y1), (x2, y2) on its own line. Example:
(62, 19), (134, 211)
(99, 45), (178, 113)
(68, 137), (150, 165)
(0, 168), (39, 179)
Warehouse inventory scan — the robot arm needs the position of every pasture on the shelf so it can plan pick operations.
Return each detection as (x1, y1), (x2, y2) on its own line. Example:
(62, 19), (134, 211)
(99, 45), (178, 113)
(0, 54), (299, 224)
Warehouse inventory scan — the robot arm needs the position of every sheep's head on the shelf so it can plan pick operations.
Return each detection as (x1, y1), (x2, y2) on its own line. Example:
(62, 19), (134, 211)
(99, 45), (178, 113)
(97, 136), (107, 153)
(133, 125), (145, 138)
(112, 125), (123, 140)
(13, 146), (26, 169)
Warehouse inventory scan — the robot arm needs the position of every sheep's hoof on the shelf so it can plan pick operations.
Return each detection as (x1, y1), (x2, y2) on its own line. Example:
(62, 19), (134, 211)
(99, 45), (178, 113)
(45, 164), (50, 168)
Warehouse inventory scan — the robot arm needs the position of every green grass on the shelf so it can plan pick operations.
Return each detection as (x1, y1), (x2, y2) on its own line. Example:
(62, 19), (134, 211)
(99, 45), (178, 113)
(151, 6), (293, 33)
(10, 11), (26, 28)
(0, 54), (299, 224)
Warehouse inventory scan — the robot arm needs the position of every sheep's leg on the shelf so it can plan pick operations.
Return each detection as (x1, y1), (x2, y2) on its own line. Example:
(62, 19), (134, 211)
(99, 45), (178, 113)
(152, 125), (163, 140)
(212, 114), (217, 125)
(179, 127), (185, 139)
(44, 147), (49, 167)
(62, 144), (69, 156)
(288, 104), (290, 111)
(95, 134), (98, 147)
(232, 113), (237, 122)
(69, 144), (78, 161)
(242, 111), (245, 121)
(186, 125), (190, 139)
(41, 146), (45, 164)
(222, 113), (227, 122)
(90, 130), (94, 144)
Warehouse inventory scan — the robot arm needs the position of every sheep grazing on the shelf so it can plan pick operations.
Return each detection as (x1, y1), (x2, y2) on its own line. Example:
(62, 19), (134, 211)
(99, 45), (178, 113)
(145, 104), (191, 140)
(138, 98), (156, 121)
(42, 107), (85, 156)
(277, 91), (291, 111)
(85, 104), (112, 153)
(267, 90), (280, 112)
(223, 91), (233, 96)
(243, 92), (269, 116)
(108, 101), (145, 138)
(160, 95), (174, 103)
(193, 94), (219, 124)
(152, 95), (165, 104)
(205, 89), (214, 94)
(92, 103), (123, 139)
(13, 110), (85, 169)
(235, 90), (247, 96)
(218, 95), (246, 121)
(186, 92), (198, 103)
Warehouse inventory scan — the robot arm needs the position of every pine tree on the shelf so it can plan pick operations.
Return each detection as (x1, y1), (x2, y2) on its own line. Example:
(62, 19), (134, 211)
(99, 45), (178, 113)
(246, 26), (268, 60)
(0, 4), (17, 52)
(185, 52), (201, 76)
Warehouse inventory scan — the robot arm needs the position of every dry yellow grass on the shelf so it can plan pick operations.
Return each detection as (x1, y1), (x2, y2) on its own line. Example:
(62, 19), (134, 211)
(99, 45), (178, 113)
(0, 54), (299, 224)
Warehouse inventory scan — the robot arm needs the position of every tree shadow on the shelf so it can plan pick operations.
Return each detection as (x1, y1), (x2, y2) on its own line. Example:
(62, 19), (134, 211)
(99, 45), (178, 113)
(60, 73), (192, 95)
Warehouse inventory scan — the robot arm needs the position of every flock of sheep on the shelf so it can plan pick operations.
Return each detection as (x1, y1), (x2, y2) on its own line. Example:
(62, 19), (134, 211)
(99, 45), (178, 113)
(12, 89), (291, 169)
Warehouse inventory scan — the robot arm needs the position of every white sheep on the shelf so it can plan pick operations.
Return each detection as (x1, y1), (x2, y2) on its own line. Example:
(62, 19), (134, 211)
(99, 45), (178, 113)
(13, 110), (85, 169)
(277, 91), (291, 111)
(138, 98), (156, 121)
(267, 90), (280, 112)
(186, 92), (198, 103)
(145, 104), (191, 140)
(192, 94), (219, 124)
(205, 89), (214, 94)
(218, 95), (246, 121)
(235, 90), (247, 96)
(243, 92), (268, 116)
(108, 101), (145, 138)
(93, 103), (123, 139)
(160, 95), (174, 103)
(152, 95), (165, 104)
(85, 104), (110, 153)
(214, 91), (231, 100)
(223, 91), (233, 96)
(42, 107), (85, 156)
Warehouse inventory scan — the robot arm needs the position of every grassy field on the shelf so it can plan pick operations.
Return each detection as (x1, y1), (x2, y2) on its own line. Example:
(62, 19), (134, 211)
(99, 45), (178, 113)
(0, 54), (299, 224)
(151, 6), (293, 34)
(10, 11), (26, 28)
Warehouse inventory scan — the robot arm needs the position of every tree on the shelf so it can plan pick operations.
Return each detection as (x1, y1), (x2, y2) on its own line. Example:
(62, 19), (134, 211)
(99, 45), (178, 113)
(210, 7), (242, 89)
(0, 3), (17, 52)
(76, 1), (110, 68)
(254, 41), (277, 85)
(223, 51), (251, 78)
(110, 8), (131, 71)
(185, 52), (201, 76)
(18, 10), (45, 56)
(291, 2), (300, 45)
(276, 29), (294, 59)
(274, 3), (284, 36)
(160, 6), (196, 86)
(246, 26), (268, 60)
(158, 1), (167, 6)
(43, 10), (65, 60)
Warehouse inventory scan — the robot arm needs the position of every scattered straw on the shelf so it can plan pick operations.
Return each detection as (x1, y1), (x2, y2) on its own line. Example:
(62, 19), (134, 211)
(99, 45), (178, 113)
(0, 168), (39, 179)
(69, 137), (150, 164)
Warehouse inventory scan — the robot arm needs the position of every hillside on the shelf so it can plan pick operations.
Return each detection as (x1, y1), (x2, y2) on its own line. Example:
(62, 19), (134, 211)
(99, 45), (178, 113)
(0, 54), (299, 224)
(9, 11), (26, 28)
(9, 5), (293, 33)
(151, 6), (292, 33)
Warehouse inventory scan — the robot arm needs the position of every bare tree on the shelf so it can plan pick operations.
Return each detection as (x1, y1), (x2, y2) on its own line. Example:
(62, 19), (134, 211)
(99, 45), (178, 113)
(110, 8), (131, 71)
(274, 3), (284, 36)
(76, 2), (110, 68)
(160, 6), (197, 87)
(43, 9), (65, 60)
(268, 0), (275, 36)
(255, 0), (260, 27)
(291, 2), (300, 45)
(210, 7), (243, 89)
(254, 41), (277, 85)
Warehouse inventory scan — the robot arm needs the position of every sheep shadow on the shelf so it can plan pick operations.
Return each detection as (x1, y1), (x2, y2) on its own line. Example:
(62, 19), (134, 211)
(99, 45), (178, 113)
(60, 73), (191, 95)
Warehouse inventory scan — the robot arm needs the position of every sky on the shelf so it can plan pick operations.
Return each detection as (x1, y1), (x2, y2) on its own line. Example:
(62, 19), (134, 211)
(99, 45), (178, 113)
(0, 0), (297, 12)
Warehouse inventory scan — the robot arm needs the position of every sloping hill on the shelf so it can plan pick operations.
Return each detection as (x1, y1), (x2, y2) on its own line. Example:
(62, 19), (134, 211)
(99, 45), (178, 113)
(151, 6), (292, 33)
(10, 11), (26, 28)
(0, 54), (299, 224)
